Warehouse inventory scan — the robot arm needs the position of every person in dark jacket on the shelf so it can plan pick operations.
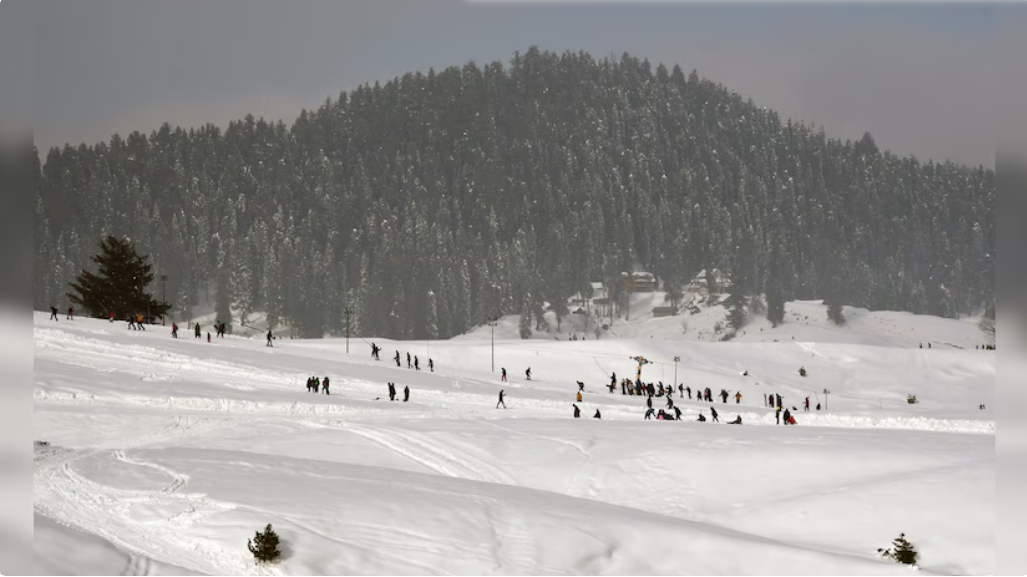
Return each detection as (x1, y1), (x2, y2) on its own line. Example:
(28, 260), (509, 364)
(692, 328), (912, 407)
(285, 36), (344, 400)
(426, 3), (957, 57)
(172, 323), (178, 338)
(594, 409), (602, 419)
(403, 385), (410, 402)
(322, 376), (330, 395)
(195, 323), (201, 338)
(644, 407), (655, 420)
(783, 408), (792, 424)
(697, 412), (707, 422)
(573, 404), (581, 418)
(49, 306), (59, 321)
(267, 329), (274, 347)
(429, 359), (434, 372)
(407, 352), (412, 368)
(395, 351), (401, 367)
(710, 406), (719, 423)
(414, 356), (420, 371)
(497, 389), (507, 409)
(501, 368), (507, 382)
(67, 307), (74, 320)
(673, 405), (683, 420)
(388, 382), (397, 401)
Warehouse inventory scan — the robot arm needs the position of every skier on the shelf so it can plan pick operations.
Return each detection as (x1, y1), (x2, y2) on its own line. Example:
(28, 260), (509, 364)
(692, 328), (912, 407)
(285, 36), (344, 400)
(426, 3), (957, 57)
(573, 404), (580, 418)
(172, 322), (178, 338)
(710, 406), (719, 423)
(501, 368), (507, 382)
(525, 367), (531, 381)
(594, 409), (602, 419)
(804, 397), (810, 412)
(414, 356), (420, 371)
(395, 351), (401, 367)
(195, 323), (201, 338)
(322, 376), (330, 395)
(496, 390), (507, 409)
(429, 359), (434, 372)
(67, 307), (74, 320)
(735, 391), (742, 404)
(388, 382), (397, 402)
(267, 329), (274, 347)
(407, 352), (412, 369)
(404, 385), (410, 402)
(49, 306), (58, 321)
(644, 407), (655, 420)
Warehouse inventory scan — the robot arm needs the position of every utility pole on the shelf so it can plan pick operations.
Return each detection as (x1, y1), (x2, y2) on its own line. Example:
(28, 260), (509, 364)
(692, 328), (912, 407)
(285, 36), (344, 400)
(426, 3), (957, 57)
(823, 388), (831, 411)
(488, 315), (499, 372)
(161, 274), (168, 326)
(674, 356), (680, 389)
(344, 307), (352, 354)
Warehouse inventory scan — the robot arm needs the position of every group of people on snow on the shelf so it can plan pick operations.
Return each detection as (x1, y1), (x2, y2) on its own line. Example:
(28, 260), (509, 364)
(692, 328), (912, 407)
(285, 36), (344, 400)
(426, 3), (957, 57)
(306, 376), (330, 394)
(391, 348), (433, 372)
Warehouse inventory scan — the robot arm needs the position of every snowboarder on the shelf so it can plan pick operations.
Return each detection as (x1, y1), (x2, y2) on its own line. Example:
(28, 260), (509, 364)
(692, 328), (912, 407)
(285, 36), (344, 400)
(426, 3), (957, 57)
(644, 407), (655, 420)
(195, 323), (201, 338)
(395, 351), (401, 367)
(735, 391), (742, 404)
(501, 368), (507, 382)
(710, 406), (719, 423)
(67, 307), (74, 320)
(389, 382), (397, 402)
(267, 329), (274, 347)
(594, 409), (602, 419)
(403, 385), (410, 402)
(573, 404), (581, 418)
(804, 397), (810, 412)
(497, 390), (507, 409)
(429, 359), (434, 372)
(414, 356), (420, 371)
(322, 376), (330, 395)
(49, 306), (58, 321)
(171, 323), (178, 338)
(525, 367), (532, 381)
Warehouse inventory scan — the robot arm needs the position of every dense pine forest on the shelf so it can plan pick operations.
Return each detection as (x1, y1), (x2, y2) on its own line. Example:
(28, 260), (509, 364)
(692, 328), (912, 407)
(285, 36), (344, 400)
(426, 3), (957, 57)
(33, 47), (995, 339)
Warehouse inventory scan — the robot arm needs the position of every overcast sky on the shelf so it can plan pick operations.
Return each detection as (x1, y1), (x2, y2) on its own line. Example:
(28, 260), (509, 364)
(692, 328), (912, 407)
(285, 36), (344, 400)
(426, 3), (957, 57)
(28, 0), (998, 167)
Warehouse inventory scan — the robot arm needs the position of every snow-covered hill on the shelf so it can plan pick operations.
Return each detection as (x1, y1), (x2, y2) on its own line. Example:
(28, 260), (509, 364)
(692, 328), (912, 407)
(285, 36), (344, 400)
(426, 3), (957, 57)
(34, 309), (994, 575)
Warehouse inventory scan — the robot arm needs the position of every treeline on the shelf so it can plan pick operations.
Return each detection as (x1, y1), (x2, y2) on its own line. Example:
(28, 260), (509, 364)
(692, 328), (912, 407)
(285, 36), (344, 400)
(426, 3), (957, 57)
(33, 47), (995, 338)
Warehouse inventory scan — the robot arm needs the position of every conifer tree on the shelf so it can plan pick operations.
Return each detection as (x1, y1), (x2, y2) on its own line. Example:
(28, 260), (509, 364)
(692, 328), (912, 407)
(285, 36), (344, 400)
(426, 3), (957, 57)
(247, 523), (281, 564)
(67, 235), (171, 321)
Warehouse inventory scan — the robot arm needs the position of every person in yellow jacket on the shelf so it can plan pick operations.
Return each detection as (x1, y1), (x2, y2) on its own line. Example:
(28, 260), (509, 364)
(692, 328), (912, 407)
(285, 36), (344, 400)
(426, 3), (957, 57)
(136, 313), (145, 331)
(576, 391), (582, 403)
(735, 391), (742, 404)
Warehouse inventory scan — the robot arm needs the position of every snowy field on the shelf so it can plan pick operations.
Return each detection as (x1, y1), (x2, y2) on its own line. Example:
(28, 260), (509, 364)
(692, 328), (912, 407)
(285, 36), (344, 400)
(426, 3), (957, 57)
(33, 304), (995, 575)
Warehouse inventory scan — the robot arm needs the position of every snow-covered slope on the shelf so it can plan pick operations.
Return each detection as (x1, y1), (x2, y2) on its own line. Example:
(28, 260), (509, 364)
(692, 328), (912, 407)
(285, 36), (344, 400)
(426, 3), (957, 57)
(34, 310), (994, 575)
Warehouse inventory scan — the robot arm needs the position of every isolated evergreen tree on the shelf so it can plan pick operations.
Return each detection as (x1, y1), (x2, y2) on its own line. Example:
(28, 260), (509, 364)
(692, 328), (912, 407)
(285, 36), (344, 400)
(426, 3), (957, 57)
(878, 533), (918, 566)
(827, 300), (845, 325)
(247, 523), (281, 564)
(519, 307), (532, 340)
(766, 279), (785, 327)
(67, 235), (171, 321)
(978, 301), (995, 344)
(725, 285), (747, 332)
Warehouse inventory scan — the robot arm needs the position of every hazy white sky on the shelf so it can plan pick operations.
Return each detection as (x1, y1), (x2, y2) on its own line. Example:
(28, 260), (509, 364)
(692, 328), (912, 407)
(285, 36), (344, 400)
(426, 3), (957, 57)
(25, 0), (999, 167)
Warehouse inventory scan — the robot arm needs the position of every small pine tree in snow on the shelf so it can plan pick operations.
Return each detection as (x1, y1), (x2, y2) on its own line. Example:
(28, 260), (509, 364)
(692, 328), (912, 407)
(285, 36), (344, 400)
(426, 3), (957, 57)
(907, 394), (919, 404)
(827, 300), (845, 326)
(247, 523), (281, 564)
(878, 533), (918, 566)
